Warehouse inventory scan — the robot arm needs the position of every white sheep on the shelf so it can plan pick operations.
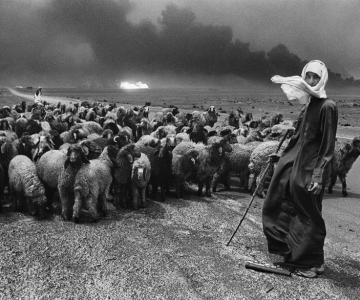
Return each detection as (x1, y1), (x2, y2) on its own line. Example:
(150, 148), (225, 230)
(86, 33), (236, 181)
(8, 155), (48, 219)
(72, 146), (116, 222)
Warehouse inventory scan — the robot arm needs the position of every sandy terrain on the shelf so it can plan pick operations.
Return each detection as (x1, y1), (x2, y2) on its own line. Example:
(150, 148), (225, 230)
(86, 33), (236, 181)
(0, 88), (359, 299)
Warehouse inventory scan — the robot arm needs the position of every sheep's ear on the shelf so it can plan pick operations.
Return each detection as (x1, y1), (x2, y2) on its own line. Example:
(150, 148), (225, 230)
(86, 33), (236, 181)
(107, 145), (118, 162)
(1, 142), (6, 155)
(64, 157), (70, 168)
(81, 145), (89, 157)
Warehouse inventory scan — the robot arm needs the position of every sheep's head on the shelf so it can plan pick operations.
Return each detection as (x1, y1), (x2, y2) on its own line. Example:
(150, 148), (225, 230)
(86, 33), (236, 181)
(133, 162), (149, 185)
(32, 134), (55, 161)
(142, 103), (151, 118)
(271, 113), (283, 125)
(208, 105), (216, 113)
(0, 119), (11, 130)
(352, 136), (360, 153)
(117, 143), (140, 165)
(164, 135), (176, 148)
(183, 149), (199, 170)
(71, 128), (87, 142)
(164, 112), (176, 124)
(248, 120), (259, 129)
(102, 129), (114, 140)
(64, 144), (90, 168)
(113, 133), (130, 149)
(27, 194), (49, 220)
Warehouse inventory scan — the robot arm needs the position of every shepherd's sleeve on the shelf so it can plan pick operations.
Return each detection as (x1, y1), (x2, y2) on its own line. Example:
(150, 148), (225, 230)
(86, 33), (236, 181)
(311, 100), (338, 184)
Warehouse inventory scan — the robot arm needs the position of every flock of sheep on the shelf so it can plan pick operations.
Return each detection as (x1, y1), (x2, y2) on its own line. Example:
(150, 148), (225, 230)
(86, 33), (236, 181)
(0, 99), (358, 223)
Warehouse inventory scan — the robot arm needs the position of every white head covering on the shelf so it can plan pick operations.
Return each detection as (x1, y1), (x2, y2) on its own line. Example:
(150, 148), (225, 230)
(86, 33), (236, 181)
(301, 60), (328, 96)
(271, 60), (328, 104)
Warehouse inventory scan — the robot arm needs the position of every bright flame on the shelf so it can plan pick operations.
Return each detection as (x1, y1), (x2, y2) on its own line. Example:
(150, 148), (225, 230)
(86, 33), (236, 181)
(119, 81), (149, 90)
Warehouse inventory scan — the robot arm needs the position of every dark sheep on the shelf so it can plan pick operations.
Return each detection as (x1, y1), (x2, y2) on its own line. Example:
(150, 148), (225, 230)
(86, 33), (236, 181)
(58, 145), (90, 221)
(112, 144), (141, 209)
(328, 136), (360, 196)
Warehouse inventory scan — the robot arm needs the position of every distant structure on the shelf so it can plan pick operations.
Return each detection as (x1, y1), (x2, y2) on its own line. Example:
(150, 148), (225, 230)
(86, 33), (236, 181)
(34, 87), (42, 103)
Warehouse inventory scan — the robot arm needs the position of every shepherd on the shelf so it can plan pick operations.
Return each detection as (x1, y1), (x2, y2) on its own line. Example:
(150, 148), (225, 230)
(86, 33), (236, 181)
(262, 60), (338, 278)
(34, 87), (42, 104)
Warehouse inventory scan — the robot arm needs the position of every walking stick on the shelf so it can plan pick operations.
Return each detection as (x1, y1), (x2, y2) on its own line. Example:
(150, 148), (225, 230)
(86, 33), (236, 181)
(226, 129), (290, 246)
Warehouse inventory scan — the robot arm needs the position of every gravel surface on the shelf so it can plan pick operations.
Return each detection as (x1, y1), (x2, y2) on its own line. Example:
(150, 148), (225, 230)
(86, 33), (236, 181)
(0, 177), (359, 299)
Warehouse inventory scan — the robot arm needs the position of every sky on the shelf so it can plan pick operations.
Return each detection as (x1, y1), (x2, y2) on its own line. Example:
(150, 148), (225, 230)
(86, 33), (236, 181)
(1, 0), (359, 87)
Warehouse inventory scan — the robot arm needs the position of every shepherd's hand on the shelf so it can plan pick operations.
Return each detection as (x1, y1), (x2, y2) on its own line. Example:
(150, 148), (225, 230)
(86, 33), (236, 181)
(308, 182), (323, 195)
(268, 153), (281, 163)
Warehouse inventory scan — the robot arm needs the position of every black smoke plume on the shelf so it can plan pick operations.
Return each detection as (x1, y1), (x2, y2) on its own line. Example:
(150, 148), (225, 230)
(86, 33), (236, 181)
(0, 1), (356, 87)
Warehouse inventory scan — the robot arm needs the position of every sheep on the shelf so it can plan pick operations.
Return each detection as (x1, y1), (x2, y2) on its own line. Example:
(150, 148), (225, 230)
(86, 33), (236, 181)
(135, 118), (153, 141)
(130, 153), (151, 209)
(31, 132), (55, 161)
(212, 143), (254, 192)
(70, 121), (103, 135)
(136, 135), (160, 148)
(72, 146), (118, 222)
(8, 155), (48, 219)
(265, 123), (295, 141)
(36, 150), (66, 213)
(111, 143), (141, 209)
(103, 118), (119, 135)
(138, 137), (174, 202)
(175, 132), (190, 145)
(0, 164), (5, 213)
(191, 111), (206, 127)
(228, 109), (242, 128)
(151, 124), (177, 139)
(248, 140), (289, 194)
(172, 136), (232, 197)
(203, 106), (218, 127)
(328, 136), (360, 196)
(189, 123), (208, 144)
(172, 148), (199, 199)
(15, 116), (29, 138)
(192, 138), (232, 197)
(58, 145), (90, 220)
(243, 129), (264, 144)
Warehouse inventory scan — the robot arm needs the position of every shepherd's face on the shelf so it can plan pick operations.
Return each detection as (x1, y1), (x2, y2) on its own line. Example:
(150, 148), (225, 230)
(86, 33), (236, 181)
(305, 72), (320, 87)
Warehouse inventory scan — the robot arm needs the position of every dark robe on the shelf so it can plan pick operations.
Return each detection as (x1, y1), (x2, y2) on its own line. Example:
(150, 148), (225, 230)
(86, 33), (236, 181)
(262, 97), (338, 267)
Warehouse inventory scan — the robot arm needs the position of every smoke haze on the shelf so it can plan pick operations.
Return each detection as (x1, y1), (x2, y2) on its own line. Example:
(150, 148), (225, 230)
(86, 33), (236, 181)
(0, 0), (359, 87)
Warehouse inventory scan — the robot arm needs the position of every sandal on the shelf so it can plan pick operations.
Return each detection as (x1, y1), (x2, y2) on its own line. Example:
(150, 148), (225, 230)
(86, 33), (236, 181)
(294, 269), (318, 278)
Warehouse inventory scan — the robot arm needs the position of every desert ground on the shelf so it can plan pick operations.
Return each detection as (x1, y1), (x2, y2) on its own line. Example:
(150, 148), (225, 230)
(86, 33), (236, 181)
(0, 87), (359, 299)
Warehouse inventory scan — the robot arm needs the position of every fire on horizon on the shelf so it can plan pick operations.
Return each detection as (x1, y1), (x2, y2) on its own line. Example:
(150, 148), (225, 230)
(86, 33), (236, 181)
(118, 81), (149, 90)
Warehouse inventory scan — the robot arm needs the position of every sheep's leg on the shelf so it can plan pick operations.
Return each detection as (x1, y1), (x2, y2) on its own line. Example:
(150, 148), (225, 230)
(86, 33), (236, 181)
(151, 181), (158, 200)
(212, 172), (220, 192)
(328, 174), (337, 194)
(72, 189), (82, 223)
(114, 185), (127, 209)
(160, 183), (166, 202)
(51, 190), (61, 215)
(197, 182), (203, 196)
(175, 177), (184, 199)
(222, 172), (231, 190)
(140, 188), (147, 208)
(14, 191), (25, 212)
(99, 192), (107, 218)
(60, 191), (73, 221)
(340, 175), (348, 197)
(205, 178), (212, 197)
(131, 185), (140, 209)
(241, 171), (250, 192)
